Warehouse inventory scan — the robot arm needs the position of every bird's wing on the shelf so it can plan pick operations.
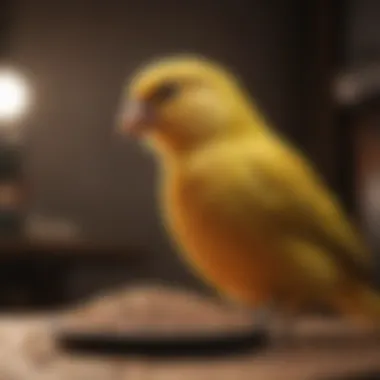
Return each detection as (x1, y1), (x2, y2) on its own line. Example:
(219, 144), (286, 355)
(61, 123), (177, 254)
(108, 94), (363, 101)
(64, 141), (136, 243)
(244, 139), (371, 282)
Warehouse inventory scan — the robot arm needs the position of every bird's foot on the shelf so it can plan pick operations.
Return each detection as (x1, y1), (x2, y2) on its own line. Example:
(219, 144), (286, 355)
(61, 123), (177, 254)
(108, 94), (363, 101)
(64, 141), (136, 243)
(251, 304), (298, 348)
(271, 318), (298, 348)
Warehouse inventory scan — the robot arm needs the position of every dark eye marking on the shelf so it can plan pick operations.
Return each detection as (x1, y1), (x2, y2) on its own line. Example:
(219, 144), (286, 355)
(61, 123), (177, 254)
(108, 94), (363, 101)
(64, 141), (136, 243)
(149, 81), (181, 104)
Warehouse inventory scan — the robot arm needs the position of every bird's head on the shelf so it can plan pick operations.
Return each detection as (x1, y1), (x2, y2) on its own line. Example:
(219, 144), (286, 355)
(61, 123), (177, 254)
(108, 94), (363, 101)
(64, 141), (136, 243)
(118, 55), (259, 155)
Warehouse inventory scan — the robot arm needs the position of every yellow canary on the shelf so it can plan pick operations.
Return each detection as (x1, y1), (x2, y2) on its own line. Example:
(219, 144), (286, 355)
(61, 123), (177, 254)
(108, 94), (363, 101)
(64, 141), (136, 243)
(119, 54), (380, 325)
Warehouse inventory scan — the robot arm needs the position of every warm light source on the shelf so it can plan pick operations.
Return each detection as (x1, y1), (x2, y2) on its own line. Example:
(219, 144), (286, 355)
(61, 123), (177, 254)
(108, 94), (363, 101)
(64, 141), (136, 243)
(0, 68), (30, 123)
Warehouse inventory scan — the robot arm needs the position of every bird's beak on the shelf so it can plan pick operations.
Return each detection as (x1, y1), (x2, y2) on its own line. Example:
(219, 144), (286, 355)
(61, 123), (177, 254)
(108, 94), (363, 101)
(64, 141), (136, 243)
(118, 100), (155, 137)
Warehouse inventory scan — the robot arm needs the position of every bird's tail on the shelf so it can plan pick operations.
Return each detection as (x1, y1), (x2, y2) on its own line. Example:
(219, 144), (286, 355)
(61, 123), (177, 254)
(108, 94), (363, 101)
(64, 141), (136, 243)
(334, 283), (380, 326)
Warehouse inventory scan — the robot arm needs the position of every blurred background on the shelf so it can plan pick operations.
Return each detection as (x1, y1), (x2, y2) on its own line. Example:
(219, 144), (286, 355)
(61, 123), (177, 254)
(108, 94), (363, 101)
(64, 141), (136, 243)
(0, 0), (379, 378)
(0, 0), (362, 309)
(0, 0), (378, 305)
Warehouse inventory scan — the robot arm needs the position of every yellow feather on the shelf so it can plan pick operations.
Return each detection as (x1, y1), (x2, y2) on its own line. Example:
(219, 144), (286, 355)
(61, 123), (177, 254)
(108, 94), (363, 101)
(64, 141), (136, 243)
(123, 55), (380, 325)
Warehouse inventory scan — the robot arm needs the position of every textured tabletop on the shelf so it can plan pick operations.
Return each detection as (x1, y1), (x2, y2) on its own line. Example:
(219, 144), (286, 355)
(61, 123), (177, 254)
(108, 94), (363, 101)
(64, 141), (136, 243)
(0, 285), (379, 380)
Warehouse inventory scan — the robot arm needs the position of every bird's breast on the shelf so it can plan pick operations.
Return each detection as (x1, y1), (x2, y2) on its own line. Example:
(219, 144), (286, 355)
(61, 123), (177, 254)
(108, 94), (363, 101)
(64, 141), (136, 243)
(160, 170), (279, 306)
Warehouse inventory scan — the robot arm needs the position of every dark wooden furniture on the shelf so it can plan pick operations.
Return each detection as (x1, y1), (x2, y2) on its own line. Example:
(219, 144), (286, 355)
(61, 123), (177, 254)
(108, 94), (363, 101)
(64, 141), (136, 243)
(0, 239), (149, 310)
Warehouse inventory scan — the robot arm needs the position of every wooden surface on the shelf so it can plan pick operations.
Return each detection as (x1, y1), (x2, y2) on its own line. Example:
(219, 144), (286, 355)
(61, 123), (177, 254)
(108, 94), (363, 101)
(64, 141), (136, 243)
(0, 285), (379, 380)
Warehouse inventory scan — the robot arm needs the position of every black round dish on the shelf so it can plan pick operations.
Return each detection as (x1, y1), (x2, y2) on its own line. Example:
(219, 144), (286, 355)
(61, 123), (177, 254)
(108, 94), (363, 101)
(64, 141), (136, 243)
(56, 327), (269, 359)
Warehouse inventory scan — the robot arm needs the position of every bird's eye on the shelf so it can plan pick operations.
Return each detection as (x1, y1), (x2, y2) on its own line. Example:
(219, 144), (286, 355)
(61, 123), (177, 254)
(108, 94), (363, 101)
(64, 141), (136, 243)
(149, 81), (180, 104)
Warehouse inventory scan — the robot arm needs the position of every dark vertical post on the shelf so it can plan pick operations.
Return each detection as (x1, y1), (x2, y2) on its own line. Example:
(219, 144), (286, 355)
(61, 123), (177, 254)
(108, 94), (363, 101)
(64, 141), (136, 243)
(304, 0), (344, 196)
(332, 1), (356, 215)
(299, 0), (350, 209)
